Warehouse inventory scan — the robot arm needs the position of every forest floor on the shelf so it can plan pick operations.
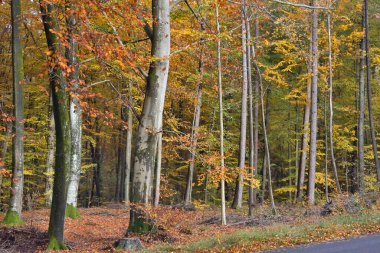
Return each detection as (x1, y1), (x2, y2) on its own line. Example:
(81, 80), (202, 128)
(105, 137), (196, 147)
(1, 194), (380, 252)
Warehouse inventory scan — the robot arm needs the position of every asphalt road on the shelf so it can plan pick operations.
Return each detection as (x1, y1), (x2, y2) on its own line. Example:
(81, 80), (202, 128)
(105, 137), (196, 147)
(265, 233), (380, 253)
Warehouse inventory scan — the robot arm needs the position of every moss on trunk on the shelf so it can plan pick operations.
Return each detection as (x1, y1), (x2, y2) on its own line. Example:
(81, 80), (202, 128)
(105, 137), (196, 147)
(1, 210), (24, 225)
(127, 209), (153, 234)
(47, 237), (68, 251)
(65, 204), (81, 219)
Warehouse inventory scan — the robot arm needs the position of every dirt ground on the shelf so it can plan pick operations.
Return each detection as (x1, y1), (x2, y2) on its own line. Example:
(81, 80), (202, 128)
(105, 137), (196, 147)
(0, 197), (369, 252)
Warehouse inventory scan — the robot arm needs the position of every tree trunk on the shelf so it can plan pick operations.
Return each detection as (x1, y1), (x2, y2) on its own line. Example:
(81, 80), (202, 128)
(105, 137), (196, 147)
(41, 1), (71, 249)
(253, 19), (260, 206)
(128, 0), (170, 233)
(66, 2), (82, 218)
(45, 93), (55, 207)
(184, 60), (203, 204)
(294, 101), (300, 201)
(3, 0), (25, 225)
(216, 0), (226, 225)
(254, 62), (277, 215)
(364, 0), (380, 182)
(327, 13), (341, 194)
(231, 1), (248, 209)
(358, 6), (366, 194)
(261, 84), (271, 203)
(307, 0), (318, 206)
(247, 13), (255, 217)
(324, 94), (329, 201)
(154, 132), (162, 206)
(0, 121), (12, 204)
(296, 82), (311, 201)
(124, 91), (133, 206)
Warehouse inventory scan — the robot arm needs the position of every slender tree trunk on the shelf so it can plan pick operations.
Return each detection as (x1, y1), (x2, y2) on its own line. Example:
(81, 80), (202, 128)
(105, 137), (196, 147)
(3, 0), (25, 225)
(358, 6), (366, 194)
(184, 59), (203, 204)
(254, 62), (277, 215)
(45, 93), (55, 207)
(231, 1), (248, 209)
(41, 1), (71, 249)
(184, 5), (205, 204)
(327, 13), (341, 193)
(253, 19), (260, 206)
(128, 0), (170, 233)
(247, 13), (255, 217)
(216, 0), (226, 225)
(124, 90), (133, 206)
(307, 0), (319, 206)
(364, 0), (380, 182)
(261, 84), (270, 203)
(296, 82), (311, 201)
(66, 2), (82, 217)
(154, 132), (162, 206)
(296, 25), (313, 201)
(0, 121), (12, 203)
(288, 102), (292, 200)
(294, 101), (300, 201)
(324, 94), (329, 201)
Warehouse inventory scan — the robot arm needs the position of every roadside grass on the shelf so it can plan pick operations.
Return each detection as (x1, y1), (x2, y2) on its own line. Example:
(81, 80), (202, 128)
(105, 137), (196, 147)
(147, 211), (380, 252)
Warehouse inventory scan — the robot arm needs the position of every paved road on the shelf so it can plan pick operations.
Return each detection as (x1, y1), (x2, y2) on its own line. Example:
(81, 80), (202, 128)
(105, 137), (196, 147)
(265, 233), (380, 253)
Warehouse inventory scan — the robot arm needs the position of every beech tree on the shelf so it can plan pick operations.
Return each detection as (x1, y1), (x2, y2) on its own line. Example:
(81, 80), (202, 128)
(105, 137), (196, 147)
(231, 0), (248, 209)
(66, 0), (82, 219)
(40, 0), (72, 249)
(307, 0), (319, 205)
(2, 0), (25, 225)
(128, 0), (170, 233)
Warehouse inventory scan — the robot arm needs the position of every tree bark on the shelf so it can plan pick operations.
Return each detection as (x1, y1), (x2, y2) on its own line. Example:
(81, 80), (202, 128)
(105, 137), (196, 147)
(184, 59), (203, 204)
(231, 1), (248, 209)
(66, 1), (82, 215)
(327, 13), (341, 193)
(358, 5), (366, 194)
(307, 0), (319, 206)
(124, 91), (133, 206)
(253, 19), (260, 206)
(154, 132), (162, 206)
(128, 0), (170, 233)
(364, 0), (380, 182)
(0, 121), (12, 203)
(254, 62), (277, 215)
(296, 82), (311, 200)
(247, 13), (255, 217)
(216, 0), (226, 225)
(3, 0), (25, 225)
(45, 93), (55, 207)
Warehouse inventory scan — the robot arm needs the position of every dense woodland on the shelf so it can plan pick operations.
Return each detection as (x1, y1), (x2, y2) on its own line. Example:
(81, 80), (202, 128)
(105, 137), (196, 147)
(1, 0), (380, 250)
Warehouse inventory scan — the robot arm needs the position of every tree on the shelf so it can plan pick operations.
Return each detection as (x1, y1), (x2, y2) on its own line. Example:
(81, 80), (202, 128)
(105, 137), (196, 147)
(40, 0), (71, 249)
(358, 3), (366, 194)
(45, 93), (55, 207)
(215, 0), (227, 225)
(327, 11), (341, 193)
(128, 0), (170, 233)
(363, 0), (380, 182)
(125, 89), (133, 206)
(66, 0), (82, 219)
(307, 0), (319, 205)
(184, 0), (206, 205)
(2, 0), (25, 225)
(231, 0), (248, 209)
